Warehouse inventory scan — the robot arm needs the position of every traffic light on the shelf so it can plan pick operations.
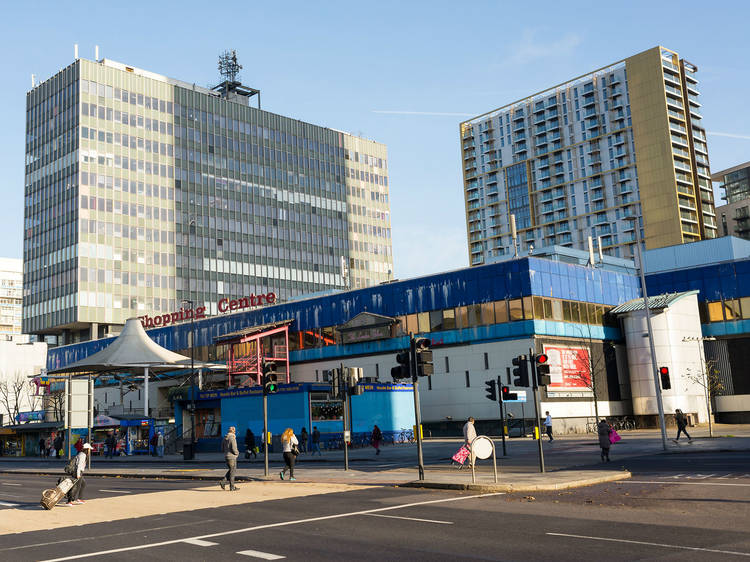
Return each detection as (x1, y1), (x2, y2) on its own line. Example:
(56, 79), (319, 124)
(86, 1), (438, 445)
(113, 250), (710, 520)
(512, 355), (529, 387)
(659, 366), (671, 390)
(415, 338), (434, 377)
(262, 360), (279, 395)
(501, 385), (517, 401)
(484, 379), (497, 401)
(535, 353), (551, 387)
(391, 350), (411, 381)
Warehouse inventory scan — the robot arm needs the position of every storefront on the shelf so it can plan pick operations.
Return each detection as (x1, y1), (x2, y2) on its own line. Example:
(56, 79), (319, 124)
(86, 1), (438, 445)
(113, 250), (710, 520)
(0, 428), (20, 456)
(117, 417), (155, 455)
(4, 422), (64, 457)
(91, 415), (123, 455)
(174, 381), (415, 453)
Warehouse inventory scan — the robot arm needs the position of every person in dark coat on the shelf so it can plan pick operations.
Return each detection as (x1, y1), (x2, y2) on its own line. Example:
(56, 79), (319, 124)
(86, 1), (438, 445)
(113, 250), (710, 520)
(244, 428), (256, 459)
(598, 419), (612, 462)
(371, 425), (383, 455)
(299, 428), (308, 454)
(673, 409), (693, 443)
(220, 426), (239, 491)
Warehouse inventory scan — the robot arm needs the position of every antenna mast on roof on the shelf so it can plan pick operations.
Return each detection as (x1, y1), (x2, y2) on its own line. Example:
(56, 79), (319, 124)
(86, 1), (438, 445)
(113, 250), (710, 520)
(218, 49), (242, 83)
(213, 49), (261, 109)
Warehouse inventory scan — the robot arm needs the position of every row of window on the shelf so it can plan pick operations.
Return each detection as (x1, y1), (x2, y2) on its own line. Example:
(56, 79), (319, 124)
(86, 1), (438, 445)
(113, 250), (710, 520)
(704, 298), (750, 323)
(287, 296), (616, 350)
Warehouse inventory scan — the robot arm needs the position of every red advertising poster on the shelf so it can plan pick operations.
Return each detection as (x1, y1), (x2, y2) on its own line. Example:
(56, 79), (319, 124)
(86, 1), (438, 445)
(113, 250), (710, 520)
(543, 345), (592, 393)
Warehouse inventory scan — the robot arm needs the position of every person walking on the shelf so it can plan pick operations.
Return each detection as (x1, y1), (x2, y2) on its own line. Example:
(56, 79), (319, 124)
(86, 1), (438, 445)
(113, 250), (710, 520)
(156, 431), (164, 457)
(673, 409), (693, 442)
(45, 436), (52, 458)
(105, 432), (116, 459)
(54, 435), (64, 458)
(39, 437), (46, 457)
(150, 432), (159, 456)
(219, 426), (240, 491)
(597, 419), (612, 462)
(463, 417), (477, 466)
(244, 429), (256, 459)
(280, 428), (299, 481)
(311, 426), (322, 456)
(544, 411), (554, 442)
(65, 443), (92, 506)
(74, 437), (84, 454)
(299, 427), (308, 454)
(371, 425), (383, 455)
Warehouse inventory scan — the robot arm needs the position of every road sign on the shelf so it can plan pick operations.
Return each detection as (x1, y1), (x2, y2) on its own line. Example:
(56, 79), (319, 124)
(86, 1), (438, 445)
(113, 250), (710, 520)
(503, 389), (527, 403)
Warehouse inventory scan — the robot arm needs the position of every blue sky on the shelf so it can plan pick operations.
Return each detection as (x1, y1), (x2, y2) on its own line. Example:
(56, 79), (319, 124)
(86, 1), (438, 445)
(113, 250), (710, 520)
(1, 1), (748, 279)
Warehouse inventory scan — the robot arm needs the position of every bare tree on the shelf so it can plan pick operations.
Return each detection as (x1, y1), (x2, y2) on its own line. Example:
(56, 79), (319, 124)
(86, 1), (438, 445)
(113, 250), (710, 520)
(0, 373), (33, 424)
(685, 358), (723, 438)
(563, 324), (609, 423)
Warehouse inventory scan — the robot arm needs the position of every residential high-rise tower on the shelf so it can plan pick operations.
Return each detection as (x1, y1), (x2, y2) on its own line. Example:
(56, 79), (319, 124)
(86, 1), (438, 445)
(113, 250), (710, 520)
(461, 46), (716, 265)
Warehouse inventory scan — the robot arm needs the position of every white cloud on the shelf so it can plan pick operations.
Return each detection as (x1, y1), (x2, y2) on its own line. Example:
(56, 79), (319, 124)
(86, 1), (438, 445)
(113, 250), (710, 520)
(707, 131), (750, 140)
(372, 110), (475, 117)
(498, 30), (583, 67)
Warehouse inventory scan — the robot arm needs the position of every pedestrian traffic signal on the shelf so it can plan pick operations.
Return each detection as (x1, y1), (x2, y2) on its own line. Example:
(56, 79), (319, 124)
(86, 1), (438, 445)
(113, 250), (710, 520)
(535, 353), (552, 387)
(512, 355), (529, 387)
(501, 385), (518, 401)
(659, 366), (671, 390)
(262, 360), (279, 395)
(391, 350), (411, 381)
(415, 338), (434, 377)
(484, 379), (497, 402)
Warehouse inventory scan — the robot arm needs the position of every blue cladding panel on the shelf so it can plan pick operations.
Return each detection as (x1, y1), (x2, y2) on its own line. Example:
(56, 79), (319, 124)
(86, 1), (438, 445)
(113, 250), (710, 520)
(48, 257), (639, 369)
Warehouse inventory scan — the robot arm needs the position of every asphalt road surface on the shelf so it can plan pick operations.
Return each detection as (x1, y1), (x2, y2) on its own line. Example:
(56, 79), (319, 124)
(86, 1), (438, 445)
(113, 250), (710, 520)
(1, 452), (749, 560)
(0, 474), (208, 509)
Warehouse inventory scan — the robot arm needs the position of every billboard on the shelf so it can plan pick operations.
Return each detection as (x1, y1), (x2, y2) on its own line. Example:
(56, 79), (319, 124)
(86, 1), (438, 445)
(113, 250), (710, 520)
(543, 345), (592, 394)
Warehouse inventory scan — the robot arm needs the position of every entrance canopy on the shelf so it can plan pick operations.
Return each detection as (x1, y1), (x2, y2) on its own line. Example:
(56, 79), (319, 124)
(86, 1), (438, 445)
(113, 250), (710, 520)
(47, 317), (219, 375)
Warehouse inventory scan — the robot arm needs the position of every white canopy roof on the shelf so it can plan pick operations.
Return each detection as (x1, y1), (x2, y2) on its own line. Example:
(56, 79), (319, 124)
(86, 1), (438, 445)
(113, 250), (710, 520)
(48, 317), (216, 374)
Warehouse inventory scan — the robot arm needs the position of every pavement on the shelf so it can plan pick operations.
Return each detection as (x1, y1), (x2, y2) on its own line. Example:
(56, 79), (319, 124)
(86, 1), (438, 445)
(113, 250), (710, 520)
(2, 423), (748, 494)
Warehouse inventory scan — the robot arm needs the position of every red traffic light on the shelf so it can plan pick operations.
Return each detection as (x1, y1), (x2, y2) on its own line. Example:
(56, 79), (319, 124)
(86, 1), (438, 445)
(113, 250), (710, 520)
(659, 366), (669, 375)
(536, 353), (548, 364)
(501, 386), (509, 393)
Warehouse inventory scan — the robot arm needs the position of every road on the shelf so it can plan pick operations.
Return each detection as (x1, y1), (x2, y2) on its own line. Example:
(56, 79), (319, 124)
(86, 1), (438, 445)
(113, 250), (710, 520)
(1, 451), (749, 560)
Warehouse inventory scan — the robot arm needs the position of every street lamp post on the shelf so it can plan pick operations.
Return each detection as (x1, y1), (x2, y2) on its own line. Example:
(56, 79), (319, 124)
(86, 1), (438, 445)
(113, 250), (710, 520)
(182, 298), (197, 459)
(626, 216), (668, 451)
(683, 335), (716, 438)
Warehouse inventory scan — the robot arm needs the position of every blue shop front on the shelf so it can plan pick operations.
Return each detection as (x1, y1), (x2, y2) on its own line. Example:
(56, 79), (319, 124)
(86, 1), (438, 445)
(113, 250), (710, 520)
(174, 382), (415, 452)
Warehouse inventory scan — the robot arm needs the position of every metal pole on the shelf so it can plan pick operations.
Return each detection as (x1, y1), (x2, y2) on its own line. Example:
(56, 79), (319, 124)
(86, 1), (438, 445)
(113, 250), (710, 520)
(341, 363), (349, 471)
(695, 338), (714, 438)
(497, 375), (506, 456)
(190, 309), (196, 459)
(492, 440), (498, 483)
(530, 349), (545, 473)
(409, 333), (425, 480)
(633, 227), (668, 451)
(144, 367), (149, 418)
(67, 374), (71, 460)
(263, 392), (269, 477)
(87, 374), (92, 470)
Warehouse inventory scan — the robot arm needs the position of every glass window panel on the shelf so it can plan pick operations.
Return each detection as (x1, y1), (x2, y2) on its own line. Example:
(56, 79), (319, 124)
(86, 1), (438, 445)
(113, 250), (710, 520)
(551, 299), (564, 321)
(570, 302), (580, 323)
(442, 309), (456, 330)
(562, 301), (572, 322)
(741, 297), (750, 319)
(455, 306), (468, 329)
(494, 300), (508, 323)
(429, 310), (443, 331)
(543, 298), (553, 320)
(466, 304), (481, 327)
(481, 302), (494, 325)
(509, 299), (524, 321)
(724, 299), (740, 320)
(533, 297), (544, 319)
(595, 305), (604, 325)
(405, 314), (418, 334)
(522, 296), (533, 319)
(417, 312), (430, 333)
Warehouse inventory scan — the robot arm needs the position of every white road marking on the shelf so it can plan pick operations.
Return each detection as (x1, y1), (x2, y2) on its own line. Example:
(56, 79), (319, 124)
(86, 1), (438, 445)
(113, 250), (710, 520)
(623, 480), (750, 487)
(98, 489), (133, 494)
(2, 483), (22, 486)
(38, 492), (504, 561)
(0, 521), (216, 552)
(363, 513), (453, 524)
(0, 501), (20, 507)
(237, 549), (285, 560)
(1, 493), (22, 498)
(182, 539), (217, 547)
(547, 532), (750, 557)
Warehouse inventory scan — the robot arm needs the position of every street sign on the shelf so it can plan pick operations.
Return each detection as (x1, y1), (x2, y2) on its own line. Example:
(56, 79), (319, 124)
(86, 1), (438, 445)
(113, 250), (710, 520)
(344, 430), (351, 442)
(503, 389), (527, 403)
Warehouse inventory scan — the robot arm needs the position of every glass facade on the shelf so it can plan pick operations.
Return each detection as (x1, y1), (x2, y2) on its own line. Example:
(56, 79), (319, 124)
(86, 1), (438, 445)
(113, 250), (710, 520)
(23, 58), (392, 341)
